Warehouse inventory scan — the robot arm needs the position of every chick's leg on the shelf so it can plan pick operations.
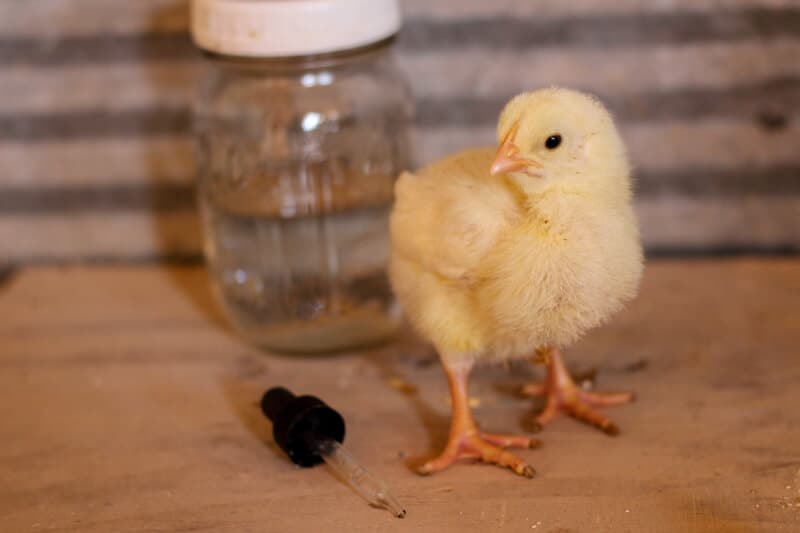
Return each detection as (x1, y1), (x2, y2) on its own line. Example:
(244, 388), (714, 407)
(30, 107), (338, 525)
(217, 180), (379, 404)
(419, 360), (540, 478)
(522, 348), (634, 435)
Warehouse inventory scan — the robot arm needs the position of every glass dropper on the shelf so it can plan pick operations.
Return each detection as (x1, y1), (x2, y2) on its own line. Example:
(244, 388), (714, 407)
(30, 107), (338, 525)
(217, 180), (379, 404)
(315, 439), (406, 518)
(260, 386), (407, 518)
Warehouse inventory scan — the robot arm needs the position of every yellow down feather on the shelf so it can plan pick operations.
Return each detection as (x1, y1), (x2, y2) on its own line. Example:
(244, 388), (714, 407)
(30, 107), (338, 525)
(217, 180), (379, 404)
(389, 88), (643, 363)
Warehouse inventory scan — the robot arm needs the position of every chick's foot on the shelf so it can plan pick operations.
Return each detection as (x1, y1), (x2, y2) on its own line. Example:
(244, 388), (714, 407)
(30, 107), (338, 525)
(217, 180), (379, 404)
(522, 348), (634, 435)
(421, 359), (539, 478)
(419, 431), (539, 478)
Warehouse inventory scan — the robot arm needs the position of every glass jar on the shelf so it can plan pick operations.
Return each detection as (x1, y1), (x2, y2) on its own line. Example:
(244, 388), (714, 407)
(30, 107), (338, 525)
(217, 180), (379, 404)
(191, 0), (412, 353)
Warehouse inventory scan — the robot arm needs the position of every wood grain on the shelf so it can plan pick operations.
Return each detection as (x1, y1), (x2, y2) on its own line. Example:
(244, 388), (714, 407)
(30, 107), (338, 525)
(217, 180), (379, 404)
(0, 260), (798, 532)
(1, 195), (799, 262)
(7, 42), (800, 114)
(0, 211), (201, 260)
(4, 120), (799, 189)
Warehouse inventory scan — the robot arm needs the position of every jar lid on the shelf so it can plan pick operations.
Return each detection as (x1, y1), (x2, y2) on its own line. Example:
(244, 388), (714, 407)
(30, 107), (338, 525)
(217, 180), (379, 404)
(191, 0), (401, 58)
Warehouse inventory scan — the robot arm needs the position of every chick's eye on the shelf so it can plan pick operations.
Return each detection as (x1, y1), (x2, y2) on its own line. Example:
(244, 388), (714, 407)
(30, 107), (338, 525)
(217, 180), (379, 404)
(545, 134), (562, 150)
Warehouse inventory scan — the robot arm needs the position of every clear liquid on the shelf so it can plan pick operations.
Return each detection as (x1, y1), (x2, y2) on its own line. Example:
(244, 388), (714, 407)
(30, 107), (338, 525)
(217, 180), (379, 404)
(194, 62), (412, 353)
(202, 203), (401, 353)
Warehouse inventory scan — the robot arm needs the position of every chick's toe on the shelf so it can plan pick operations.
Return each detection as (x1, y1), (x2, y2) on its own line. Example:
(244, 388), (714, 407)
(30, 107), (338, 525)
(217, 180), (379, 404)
(524, 348), (634, 436)
(418, 432), (538, 478)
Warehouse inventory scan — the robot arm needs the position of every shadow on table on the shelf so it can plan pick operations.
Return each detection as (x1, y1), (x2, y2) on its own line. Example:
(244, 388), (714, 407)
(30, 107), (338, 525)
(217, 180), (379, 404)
(163, 264), (232, 331)
(361, 337), (452, 473)
(219, 372), (277, 454)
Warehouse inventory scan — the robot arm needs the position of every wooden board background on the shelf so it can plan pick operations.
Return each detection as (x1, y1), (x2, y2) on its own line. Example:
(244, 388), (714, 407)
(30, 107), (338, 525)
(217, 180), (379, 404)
(0, 260), (799, 532)
(1, 0), (799, 262)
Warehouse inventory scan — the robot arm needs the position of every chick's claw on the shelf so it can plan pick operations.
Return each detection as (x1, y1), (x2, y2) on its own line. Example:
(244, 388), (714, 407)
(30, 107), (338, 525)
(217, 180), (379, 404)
(418, 432), (538, 478)
(562, 398), (621, 436)
(524, 348), (634, 436)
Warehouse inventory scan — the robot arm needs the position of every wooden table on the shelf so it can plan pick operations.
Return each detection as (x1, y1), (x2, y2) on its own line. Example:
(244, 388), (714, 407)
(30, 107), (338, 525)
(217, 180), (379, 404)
(1, 260), (798, 532)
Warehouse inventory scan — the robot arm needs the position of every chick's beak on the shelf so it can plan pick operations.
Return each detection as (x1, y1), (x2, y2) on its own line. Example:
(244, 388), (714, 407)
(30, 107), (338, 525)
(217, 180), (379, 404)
(490, 122), (542, 176)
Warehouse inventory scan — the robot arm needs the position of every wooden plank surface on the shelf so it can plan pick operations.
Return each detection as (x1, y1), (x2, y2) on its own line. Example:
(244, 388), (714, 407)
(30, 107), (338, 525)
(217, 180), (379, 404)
(0, 260), (799, 532)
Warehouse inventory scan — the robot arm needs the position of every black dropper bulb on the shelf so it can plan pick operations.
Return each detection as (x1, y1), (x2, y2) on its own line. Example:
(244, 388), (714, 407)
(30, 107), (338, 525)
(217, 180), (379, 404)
(260, 386), (346, 467)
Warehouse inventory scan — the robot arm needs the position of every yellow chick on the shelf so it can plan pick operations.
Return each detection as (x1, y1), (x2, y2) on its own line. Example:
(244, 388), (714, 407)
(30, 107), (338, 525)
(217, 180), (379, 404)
(389, 88), (643, 477)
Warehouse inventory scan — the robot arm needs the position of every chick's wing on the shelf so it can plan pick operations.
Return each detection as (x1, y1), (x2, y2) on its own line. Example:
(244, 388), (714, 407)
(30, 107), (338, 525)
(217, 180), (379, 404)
(390, 149), (521, 284)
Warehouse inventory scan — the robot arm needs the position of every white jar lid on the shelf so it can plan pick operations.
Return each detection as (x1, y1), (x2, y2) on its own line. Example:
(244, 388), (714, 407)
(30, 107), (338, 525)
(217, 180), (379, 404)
(191, 0), (401, 58)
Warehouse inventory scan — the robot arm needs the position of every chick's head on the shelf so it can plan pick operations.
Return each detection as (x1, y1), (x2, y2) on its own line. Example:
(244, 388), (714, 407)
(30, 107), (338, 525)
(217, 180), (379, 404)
(492, 88), (630, 201)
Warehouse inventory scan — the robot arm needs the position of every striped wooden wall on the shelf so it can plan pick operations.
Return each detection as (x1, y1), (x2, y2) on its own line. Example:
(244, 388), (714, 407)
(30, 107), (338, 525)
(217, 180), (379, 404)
(1, 0), (799, 263)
